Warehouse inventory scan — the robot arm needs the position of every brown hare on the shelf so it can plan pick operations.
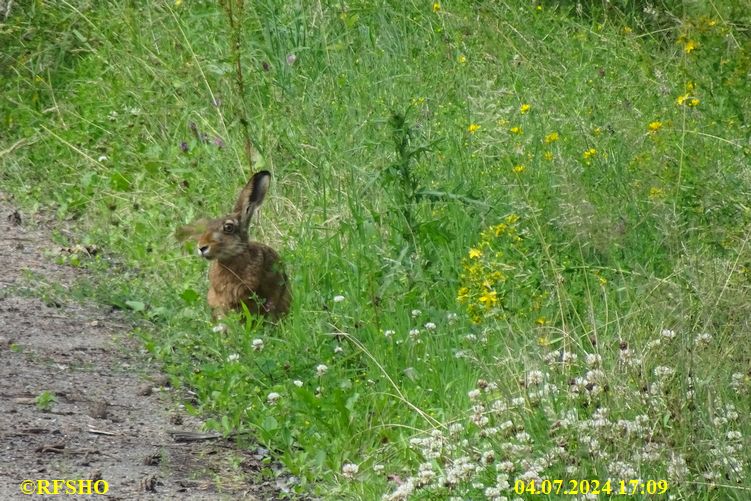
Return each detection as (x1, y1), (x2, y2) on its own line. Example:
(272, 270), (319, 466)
(176, 171), (290, 319)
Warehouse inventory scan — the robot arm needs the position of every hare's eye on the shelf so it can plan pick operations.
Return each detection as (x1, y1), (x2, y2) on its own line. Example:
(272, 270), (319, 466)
(222, 222), (235, 233)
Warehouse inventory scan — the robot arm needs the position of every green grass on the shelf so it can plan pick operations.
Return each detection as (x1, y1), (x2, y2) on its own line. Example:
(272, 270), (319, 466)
(3, 0), (751, 499)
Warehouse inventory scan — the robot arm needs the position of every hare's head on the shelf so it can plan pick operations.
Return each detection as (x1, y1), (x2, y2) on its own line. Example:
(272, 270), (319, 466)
(176, 171), (271, 261)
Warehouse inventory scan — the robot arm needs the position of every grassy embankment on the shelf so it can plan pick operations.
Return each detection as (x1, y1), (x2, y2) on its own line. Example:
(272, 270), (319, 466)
(2, 1), (751, 498)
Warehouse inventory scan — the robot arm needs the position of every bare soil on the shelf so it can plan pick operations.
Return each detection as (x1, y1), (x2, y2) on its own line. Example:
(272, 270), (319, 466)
(0, 193), (292, 500)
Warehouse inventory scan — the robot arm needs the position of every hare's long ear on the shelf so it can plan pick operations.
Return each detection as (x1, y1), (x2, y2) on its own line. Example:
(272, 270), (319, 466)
(234, 170), (271, 231)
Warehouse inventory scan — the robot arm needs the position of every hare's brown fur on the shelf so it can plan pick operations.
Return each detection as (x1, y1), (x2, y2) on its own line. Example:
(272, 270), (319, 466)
(205, 242), (290, 318)
(181, 171), (291, 319)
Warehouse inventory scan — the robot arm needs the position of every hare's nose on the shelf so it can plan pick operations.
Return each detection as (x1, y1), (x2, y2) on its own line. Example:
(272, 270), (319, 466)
(198, 245), (209, 256)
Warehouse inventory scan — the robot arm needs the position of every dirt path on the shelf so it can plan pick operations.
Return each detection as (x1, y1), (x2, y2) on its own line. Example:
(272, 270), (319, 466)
(0, 193), (288, 500)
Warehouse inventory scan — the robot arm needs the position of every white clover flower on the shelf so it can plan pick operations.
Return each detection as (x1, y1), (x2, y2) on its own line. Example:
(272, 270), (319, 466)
(585, 353), (602, 367)
(267, 392), (281, 404)
(495, 473), (510, 490)
(373, 464), (385, 474)
(382, 478), (415, 501)
(499, 420), (514, 431)
(384, 329), (395, 338)
(212, 323), (228, 333)
(561, 351), (578, 364)
(448, 423), (464, 434)
(252, 338), (264, 351)
(727, 430), (742, 440)
(334, 346), (344, 354)
(668, 452), (690, 482)
(316, 364), (328, 376)
(694, 332), (713, 347)
(490, 400), (507, 415)
(497, 460), (515, 473)
(416, 462), (435, 486)
(227, 353), (240, 362)
(608, 460), (637, 480)
(484, 486), (501, 499)
(293, 380), (303, 387)
(510, 397), (526, 407)
(586, 369), (606, 383)
(409, 328), (420, 339)
(333, 295), (345, 303)
(661, 328), (676, 339)
(730, 372), (747, 395)
(411, 309), (422, 317)
(526, 370), (544, 385)
(468, 389), (481, 400)
(97, 155), (108, 162)
(447, 312), (458, 322)
(646, 339), (662, 350)
(725, 404), (740, 421)
(713, 416), (728, 427)
(424, 322), (437, 331)
(515, 431), (531, 442)
(341, 463), (359, 479)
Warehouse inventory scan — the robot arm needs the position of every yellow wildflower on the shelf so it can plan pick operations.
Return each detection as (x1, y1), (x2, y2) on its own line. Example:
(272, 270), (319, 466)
(583, 148), (597, 160)
(544, 151), (554, 161)
(685, 81), (695, 92)
(592, 127), (602, 136)
(683, 40), (698, 53)
(509, 126), (523, 135)
(544, 131), (559, 143)
(513, 165), (525, 173)
(468, 248), (483, 259)
(175, 0), (183, 5)
(649, 187), (665, 199)
(457, 54), (467, 64)
(647, 121), (663, 133)
(597, 275), (607, 286)
(467, 123), (481, 134)
(623, 26), (633, 34)
(457, 287), (469, 303)
(479, 290), (497, 307)
(505, 213), (519, 224)
(489, 271), (505, 282)
(520, 103), (531, 114)
(432, 2), (441, 12)
(676, 93), (700, 107)
(537, 335), (549, 346)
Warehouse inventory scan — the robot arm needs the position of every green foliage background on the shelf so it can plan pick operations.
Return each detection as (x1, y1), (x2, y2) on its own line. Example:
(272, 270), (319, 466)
(2, 0), (751, 498)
